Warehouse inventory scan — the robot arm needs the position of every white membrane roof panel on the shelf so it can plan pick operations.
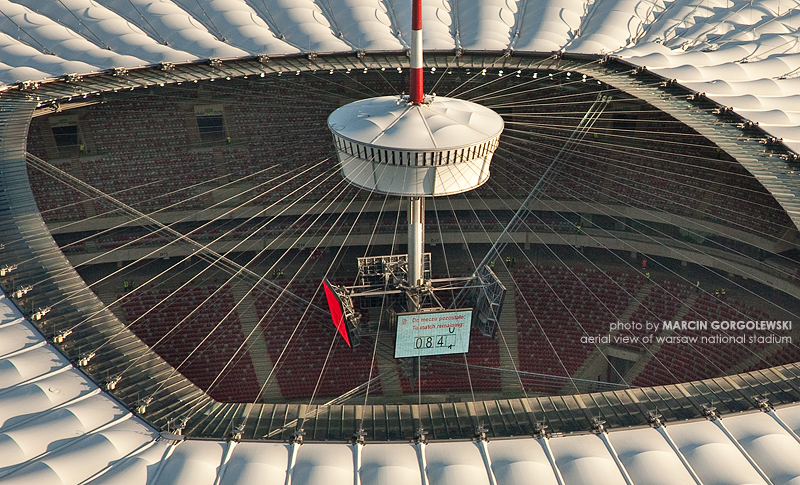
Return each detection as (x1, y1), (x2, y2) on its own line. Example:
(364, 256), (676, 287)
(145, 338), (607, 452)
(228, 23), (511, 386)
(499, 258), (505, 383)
(292, 443), (355, 485)
(431, 157), (490, 194)
(0, 393), (127, 470)
(457, 0), (520, 50)
(0, 370), (97, 430)
(144, 0), (297, 55)
(219, 442), (290, 485)
(155, 440), (226, 485)
(0, 347), (70, 389)
(513, 0), (584, 52)
(607, 426), (697, 485)
(486, 438), (559, 485)
(259, 0), (350, 53)
(548, 433), (628, 485)
(666, 419), (769, 485)
(0, 418), (156, 485)
(0, 321), (42, 356)
(567, 0), (652, 54)
(425, 441), (490, 485)
(723, 411), (800, 485)
(360, 442), (422, 485)
(326, 0), (404, 50)
(775, 404), (800, 436)
(9, 0), (195, 64)
(82, 439), (170, 485)
(0, 33), (94, 84)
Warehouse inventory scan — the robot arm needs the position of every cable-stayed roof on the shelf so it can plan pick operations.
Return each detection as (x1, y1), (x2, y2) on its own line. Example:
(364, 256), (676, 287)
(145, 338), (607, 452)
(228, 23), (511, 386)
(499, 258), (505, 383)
(2, 1), (800, 483)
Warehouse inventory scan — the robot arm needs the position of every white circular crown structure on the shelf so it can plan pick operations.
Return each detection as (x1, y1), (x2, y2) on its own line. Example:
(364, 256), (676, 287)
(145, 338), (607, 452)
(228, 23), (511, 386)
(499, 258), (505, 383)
(328, 95), (504, 196)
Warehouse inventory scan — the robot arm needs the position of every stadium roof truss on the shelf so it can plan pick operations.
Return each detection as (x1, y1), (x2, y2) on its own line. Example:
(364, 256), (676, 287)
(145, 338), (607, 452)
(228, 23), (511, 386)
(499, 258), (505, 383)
(1, 0), (800, 480)
(1, 50), (800, 483)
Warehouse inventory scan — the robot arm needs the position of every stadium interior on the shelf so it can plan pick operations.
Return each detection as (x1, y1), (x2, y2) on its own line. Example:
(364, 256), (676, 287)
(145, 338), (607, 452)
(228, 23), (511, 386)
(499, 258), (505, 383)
(10, 55), (800, 442)
(4, 0), (800, 478)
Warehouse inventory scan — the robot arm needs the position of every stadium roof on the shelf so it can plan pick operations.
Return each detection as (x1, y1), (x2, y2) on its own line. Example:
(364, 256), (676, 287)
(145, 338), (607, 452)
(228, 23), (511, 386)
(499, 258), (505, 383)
(0, 0), (799, 152)
(2, 289), (800, 483)
(2, 0), (800, 483)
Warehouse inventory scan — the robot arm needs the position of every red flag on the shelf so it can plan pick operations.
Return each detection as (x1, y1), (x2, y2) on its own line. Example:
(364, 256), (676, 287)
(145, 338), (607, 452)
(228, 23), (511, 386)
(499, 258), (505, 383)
(322, 278), (351, 347)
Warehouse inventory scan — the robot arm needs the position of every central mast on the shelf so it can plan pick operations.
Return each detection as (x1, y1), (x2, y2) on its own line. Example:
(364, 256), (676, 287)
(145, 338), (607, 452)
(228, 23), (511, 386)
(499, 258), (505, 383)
(324, 0), (506, 349)
(407, 0), (425, 309)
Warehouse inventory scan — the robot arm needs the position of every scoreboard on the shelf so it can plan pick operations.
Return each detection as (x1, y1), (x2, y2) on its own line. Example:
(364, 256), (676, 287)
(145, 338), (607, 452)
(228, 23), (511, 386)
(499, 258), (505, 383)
(394, 309), (473, 358)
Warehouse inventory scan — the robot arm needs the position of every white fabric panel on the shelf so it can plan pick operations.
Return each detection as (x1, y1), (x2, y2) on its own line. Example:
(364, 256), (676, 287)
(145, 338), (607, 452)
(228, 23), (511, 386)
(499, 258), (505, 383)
(636, 0), (722, 46)
(514, 0), (584, 53)
(360, 442), (422, 485)
(0, 33), (87, 83)
(258, 0), (350, 53)
(154, 440), (226, 485)
(548, 433), (628, 485)
(0, 370), (96, 429)
(326, 0), (404, 50)
(702, 94), (764, 109)
(292, 443), (355, 485)
(666, 419), (769, 485)
(740, 56), (800, 79)
(752, 125), (800, 153)
(0, 319), (43, 357)
(100, 0), (249, 59)
(735, 109), (795, 124)
(8, 0), (194, 65)
(0, 61), (52, 86)
(0, 418), (155, 485)
(567, 0), (652, 54)
(0, 0), (114, 74)
(679, 79), (773, 97)
(151, 0), (298, 55)
(338, 147), (491, 195)
(457, 0), (520, 50)
(658, 0), (756, 50)
(0, 296), (23, 325)
(775, 404), (800, 436)
(364, 158), (486, 194)
(619, 42), (800, 154)
(424, 441), (490, 485)
(487, 438), (559, 485)
(607, 426), (696, 485)
(0, 347), (70, 389)
(0, 393), (126, 470)
(85, 439), (170, 485)
(724, 411), (800, 485)
(0, 462), (63, 485)
(0, 0), (151, 68)
(218, 442), (290, 485)
(339, 153), (377, 191)
(655, 62), (748, 82)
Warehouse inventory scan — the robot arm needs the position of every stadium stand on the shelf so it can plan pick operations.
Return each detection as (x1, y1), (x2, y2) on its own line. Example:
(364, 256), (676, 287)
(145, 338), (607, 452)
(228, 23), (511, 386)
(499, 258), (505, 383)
(121, 284), (261, 402)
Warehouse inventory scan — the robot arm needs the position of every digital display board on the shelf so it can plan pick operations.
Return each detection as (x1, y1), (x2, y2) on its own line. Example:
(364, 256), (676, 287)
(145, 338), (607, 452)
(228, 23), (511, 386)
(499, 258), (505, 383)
(394, 309), (472, 358)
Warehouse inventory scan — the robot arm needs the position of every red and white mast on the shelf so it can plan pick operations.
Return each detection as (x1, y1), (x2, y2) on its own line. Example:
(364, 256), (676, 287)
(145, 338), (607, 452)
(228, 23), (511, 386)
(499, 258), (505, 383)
(407, 0), (425, 306)
(409, 0), (424, 104)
